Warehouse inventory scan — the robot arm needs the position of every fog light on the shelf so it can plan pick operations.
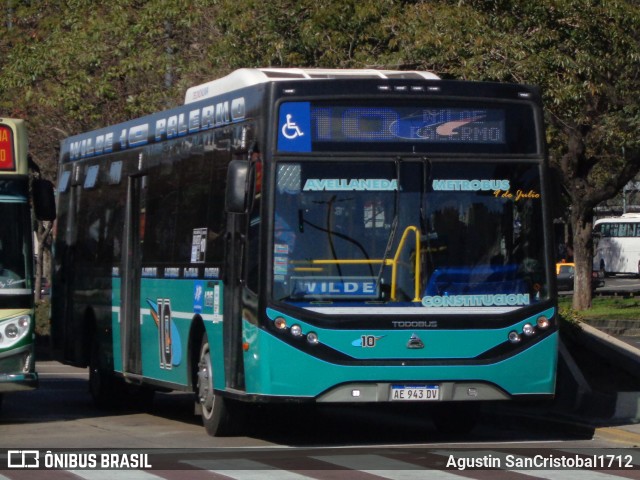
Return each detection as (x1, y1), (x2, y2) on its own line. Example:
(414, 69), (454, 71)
(307, 332), (319, 345)
(522, 323), (535, 336)
(274, 317), (287, 330)
(537, 316), (550, 329)
(23, 353), (32, 373)
(290, 324), (303, 337)
(508, 331), (521, 343)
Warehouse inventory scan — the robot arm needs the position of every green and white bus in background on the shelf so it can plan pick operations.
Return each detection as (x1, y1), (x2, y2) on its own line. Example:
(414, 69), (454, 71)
(51, 68), (557, 435)
(0, 117), (55, 411)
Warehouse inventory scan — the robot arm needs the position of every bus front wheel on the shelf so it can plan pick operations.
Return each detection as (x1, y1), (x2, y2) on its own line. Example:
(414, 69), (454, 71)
(197, 333), (235, 436)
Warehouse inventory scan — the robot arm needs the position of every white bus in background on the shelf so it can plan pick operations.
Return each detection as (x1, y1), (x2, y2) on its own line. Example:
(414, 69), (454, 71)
(593, 213), (640, 277)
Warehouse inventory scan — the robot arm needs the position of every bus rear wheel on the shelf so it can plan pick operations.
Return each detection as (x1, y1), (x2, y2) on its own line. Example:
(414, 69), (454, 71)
(197, 333), (235, 436)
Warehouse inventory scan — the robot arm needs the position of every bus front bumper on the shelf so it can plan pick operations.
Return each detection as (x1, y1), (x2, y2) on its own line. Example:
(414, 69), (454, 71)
(0, 372), (38, 392)
(0, 345), (38, 392)
(316, 381), (512, 403)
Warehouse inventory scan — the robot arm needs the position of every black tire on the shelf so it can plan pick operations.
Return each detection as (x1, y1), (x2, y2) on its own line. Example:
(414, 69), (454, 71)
(196, 333), (236, 436)
(89, 340), (154, 411)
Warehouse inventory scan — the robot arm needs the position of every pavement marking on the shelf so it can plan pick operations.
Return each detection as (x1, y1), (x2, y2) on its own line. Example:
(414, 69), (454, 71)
(70, 470), (164, 480)
(312, 454), (459, 479)
(185, 458), (315, 480)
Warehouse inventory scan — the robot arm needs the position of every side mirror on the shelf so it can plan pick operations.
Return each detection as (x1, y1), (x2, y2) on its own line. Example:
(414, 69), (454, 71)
(225, 160), (250, 214)
(32, 178), (56, 221)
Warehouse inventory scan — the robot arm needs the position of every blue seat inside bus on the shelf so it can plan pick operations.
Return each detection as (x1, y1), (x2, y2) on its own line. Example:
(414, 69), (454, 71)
(424, 265), (527, 296)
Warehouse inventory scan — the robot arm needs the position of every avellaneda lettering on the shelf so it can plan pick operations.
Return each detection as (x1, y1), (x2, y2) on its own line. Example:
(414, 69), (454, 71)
(303, 178), (398, 191)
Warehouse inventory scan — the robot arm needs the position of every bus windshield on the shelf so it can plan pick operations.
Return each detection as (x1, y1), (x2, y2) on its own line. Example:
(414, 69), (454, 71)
(0, 199), (31, 295)
(272, 160), (547, 310)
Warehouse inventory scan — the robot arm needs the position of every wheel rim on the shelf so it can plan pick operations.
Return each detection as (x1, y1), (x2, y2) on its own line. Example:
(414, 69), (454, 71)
(197, 341), (215, 419)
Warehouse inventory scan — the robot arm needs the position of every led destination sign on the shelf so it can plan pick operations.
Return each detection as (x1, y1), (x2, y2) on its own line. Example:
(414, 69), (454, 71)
(278, 102), (509, 153)
(312, 106), (505, 144)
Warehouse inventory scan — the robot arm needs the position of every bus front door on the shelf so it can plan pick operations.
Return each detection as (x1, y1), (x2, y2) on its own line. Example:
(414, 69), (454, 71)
(120, 174), (146, 377)
(223, 211), (246, 391)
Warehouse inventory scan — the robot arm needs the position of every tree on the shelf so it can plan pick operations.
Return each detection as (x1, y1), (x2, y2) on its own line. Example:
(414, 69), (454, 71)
(389, 0), (640, 309)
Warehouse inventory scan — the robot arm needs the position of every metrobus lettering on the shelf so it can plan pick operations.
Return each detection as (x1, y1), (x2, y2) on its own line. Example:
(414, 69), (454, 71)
(421, 293), (530, 307)
(68, 97), (245, 160)
(303, 178), (398, 191)
(432, 179), (510, 191)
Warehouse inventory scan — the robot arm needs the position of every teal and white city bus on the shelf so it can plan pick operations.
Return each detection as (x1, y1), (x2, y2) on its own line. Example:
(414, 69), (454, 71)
(51, 68), (557, 435)
(0, 118), (55, 411)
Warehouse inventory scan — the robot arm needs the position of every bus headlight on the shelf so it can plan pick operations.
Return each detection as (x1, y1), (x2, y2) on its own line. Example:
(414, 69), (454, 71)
(522, 323), (535, 336)
(0, 315), (32, 348)
(274, 317), (287, 330)
(5, 324), (19, 338)
(537, 316), (550, 329)
(307, 332), (319, 345)
(508, 331), (521, 343)
(290, 324), (303, 337)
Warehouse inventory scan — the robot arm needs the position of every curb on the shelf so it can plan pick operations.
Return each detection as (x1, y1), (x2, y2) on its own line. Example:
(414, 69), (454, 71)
(594, 426), (640, 446)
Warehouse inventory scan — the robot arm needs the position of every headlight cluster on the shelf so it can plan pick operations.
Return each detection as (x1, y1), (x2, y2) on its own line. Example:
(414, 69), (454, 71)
(508, 315), (551, 344)
(0, 315), (32, 349)
(273, 316), (319, 346)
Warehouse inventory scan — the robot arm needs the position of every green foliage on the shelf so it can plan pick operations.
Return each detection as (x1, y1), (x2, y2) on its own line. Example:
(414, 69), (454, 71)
(558, 305), (583, 325)
(560, 295), (640, 321)
(35, 299), (51, 337)
(2, 0), (639, 176)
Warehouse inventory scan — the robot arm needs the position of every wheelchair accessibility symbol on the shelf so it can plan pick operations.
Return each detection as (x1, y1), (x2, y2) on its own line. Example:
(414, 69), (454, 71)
(281, 114), (305, 139)
(278, 102), (311, 152)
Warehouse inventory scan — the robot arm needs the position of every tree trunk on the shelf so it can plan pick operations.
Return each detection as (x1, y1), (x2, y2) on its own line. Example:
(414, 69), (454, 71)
(571, 208), (594, 310)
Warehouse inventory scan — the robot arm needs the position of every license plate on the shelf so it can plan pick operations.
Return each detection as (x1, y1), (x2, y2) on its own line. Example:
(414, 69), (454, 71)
(390, 385), (439, 401)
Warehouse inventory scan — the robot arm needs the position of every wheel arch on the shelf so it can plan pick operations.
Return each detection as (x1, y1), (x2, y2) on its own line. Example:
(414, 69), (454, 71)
(188, 315), (206, 390)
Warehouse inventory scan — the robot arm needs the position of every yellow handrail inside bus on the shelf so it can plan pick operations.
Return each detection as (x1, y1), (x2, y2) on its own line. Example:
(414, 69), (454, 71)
(300, 225), (422, 302)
